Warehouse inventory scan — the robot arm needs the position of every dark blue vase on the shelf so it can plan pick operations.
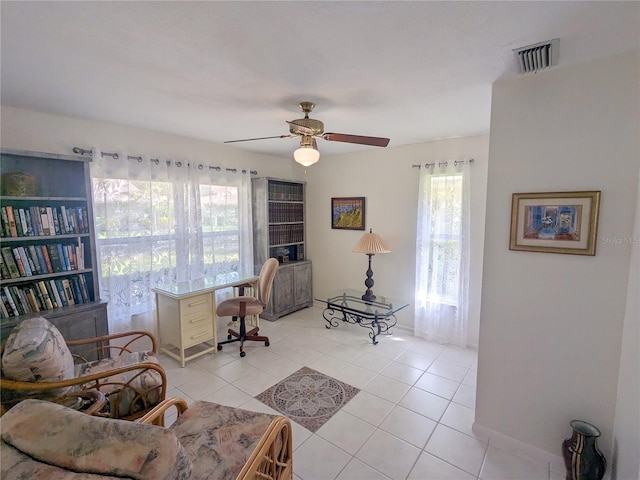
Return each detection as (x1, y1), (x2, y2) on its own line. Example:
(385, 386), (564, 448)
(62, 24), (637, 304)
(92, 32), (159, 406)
(562, 420), (606, 480)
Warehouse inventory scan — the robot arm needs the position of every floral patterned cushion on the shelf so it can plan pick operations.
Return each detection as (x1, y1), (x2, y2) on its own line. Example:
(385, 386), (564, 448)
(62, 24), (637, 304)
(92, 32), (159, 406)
(74, 350), (163, 418)
(1, 317), (74, 397)
(2, 442), (123, 479)
(1, 399), (192, 480)
(169, 400), (279, 480)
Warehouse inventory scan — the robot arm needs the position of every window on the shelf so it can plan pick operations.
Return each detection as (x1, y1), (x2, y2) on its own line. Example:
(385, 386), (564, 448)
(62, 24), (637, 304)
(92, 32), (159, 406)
(426, 174), (463, 305)
(90, 155), (253, 332)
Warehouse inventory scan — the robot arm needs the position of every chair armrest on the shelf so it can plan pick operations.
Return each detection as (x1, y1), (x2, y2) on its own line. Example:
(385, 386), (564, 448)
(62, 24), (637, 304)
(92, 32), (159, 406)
(237, 415), (293, 480)
(66, 330), (159, 359)
(1, 362), (167, 415)
(137, 397), (189, 426)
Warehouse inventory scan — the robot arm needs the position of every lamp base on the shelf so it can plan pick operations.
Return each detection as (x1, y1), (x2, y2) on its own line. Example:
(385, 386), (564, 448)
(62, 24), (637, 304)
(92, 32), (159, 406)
(361, 291), (376, 302)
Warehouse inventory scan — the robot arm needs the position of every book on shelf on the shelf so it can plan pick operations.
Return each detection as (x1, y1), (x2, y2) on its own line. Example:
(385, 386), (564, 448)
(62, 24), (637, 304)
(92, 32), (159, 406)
(27, 245), (42, 275)
(36, 281), (54, 310)
(2, 287), (19, 316)
(17, 247), (35, 276)
(5, 206), (18, 237)
(39, 207), (51, 236)
(47, 244), (64, 272)
(11, 247), (27, 277)
(0, 253), (10, 280)
(0, 294), (9, 318)
(78, 274), (90, 302)
(57, 243), (69, 271)
(62, 278), (75, 305)
(1, 207), (10, 237)
(1, 247), (20, 278)
(18, 209), (29, 236)
(54, 279), (68, 307)
(70, 276), (84, 304)
(40, 245), (53, 273)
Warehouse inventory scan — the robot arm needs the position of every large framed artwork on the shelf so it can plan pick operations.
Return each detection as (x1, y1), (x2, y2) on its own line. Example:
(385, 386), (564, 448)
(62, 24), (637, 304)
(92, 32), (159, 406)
(509, 191), (601, 255)
(331, 197), (365, 230)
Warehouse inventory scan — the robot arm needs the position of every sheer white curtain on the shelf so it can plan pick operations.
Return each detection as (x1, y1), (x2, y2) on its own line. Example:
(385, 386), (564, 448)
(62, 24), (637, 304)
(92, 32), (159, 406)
(90, 150), (253, 333)
(414, 160), (471, 347)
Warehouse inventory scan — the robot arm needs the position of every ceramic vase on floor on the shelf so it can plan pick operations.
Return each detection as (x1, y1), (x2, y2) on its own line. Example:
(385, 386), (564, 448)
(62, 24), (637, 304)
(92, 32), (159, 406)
(562, 420), (606, 480)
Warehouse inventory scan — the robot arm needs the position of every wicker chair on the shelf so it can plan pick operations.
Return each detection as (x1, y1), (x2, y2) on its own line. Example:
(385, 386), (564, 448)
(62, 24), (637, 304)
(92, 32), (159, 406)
(0, 316), (167, 422)
(1, 397), (293, 480)
(138, 398), (294, 480)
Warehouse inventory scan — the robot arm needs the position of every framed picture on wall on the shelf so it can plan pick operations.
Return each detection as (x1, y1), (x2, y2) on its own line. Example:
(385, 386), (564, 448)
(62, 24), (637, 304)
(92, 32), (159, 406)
(509, 190), (601, 255)
(331, 197), (365, 230)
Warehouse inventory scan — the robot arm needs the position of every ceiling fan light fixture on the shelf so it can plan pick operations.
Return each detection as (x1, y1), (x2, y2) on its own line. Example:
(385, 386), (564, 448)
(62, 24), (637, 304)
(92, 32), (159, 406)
(294, 146), (320, 167)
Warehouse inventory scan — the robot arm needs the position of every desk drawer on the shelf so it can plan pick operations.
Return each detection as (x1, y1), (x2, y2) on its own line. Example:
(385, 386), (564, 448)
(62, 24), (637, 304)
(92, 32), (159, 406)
(180, 293), (211, 316)
(182, 310), (212, 332)
(183, 323), (214, 348)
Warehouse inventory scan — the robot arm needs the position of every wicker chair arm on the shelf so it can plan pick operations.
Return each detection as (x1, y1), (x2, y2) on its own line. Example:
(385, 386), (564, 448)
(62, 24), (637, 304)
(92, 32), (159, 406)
(237, 415), (293, 480)
(137, 397), (189, 425)
(0, 361), (166, 393)
(65, 330), (158, 356)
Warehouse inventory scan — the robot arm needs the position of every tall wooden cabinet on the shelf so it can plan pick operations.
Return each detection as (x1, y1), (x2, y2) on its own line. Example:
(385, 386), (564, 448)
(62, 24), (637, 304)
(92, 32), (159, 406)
(0, 149), (108, 356)
(252, 177), (312, 320)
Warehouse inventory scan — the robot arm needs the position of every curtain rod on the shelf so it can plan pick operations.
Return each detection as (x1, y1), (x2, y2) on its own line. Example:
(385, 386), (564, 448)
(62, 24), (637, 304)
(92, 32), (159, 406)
(72, 147), (258, 175)
(412, 158), (475, 169)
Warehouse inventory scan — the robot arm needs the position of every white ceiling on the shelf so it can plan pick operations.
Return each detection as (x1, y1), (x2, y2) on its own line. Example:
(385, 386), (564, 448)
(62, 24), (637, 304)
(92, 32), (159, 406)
(1, 1), (638, 159)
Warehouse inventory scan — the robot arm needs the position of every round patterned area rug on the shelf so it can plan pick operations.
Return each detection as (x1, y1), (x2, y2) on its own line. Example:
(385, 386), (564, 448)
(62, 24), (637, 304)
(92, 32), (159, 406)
(255, 366), (360, 432)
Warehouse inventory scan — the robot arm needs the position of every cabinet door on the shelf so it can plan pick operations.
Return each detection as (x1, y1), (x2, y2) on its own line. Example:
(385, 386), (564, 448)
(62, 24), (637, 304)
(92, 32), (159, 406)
(293, 262), (312, 306)
(272, 267), (294, 313)
(45, 301), (109, 360)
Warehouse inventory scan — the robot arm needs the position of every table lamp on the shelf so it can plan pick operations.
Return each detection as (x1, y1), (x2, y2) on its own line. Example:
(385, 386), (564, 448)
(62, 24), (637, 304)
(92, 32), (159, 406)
(352, 228), (391, 302)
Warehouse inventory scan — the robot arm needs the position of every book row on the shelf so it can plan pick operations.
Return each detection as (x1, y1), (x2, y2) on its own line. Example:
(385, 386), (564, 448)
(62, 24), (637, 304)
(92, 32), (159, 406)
(268, 202), (304, 224)
(0, 274), (92, 319)
(268, 223), (304, 246)
(0, 243), (86, 280)
(1, 204), (90, 238)
(268, 183), (304, 202)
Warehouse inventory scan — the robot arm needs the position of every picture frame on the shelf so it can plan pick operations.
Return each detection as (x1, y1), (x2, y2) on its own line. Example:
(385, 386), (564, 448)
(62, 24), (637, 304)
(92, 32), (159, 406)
(510, 191), (601, 255)
(331, 197), (365, 230)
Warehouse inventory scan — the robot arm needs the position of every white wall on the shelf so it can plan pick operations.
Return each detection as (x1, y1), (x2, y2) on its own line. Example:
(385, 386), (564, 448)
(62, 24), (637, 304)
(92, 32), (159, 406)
(611, 162), (640, 480)
(476, 50), (640, 465)
(1, 106), (489, 346)
(298, 135), (489, 347)
(0, 106), (293, 178)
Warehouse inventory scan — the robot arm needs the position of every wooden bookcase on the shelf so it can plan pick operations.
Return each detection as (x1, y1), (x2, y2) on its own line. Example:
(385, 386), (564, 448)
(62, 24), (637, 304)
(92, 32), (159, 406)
(252, 177), (312, 320)
(0, 149), (108, 356)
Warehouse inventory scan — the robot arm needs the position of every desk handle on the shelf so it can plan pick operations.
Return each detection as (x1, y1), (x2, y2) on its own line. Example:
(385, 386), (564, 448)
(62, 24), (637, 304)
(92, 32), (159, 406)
(189, 316), (207, 324)
(190, 332), (209, 339)
(188, 300), (207, 307)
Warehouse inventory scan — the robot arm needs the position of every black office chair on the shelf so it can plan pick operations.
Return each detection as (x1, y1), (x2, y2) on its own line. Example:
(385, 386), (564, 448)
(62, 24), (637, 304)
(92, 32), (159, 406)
(216, 258), (278, 357)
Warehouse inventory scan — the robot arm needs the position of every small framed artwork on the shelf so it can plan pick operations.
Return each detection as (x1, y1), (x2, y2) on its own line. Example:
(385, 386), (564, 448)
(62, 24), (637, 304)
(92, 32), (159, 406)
(510, 191), (601, 255)
(331, 197), (365, 230)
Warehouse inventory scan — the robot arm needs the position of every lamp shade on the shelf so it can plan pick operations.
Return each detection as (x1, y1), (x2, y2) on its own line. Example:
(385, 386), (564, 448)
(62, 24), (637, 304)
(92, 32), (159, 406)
(293, 146), (320, 167)
(352, 229), (391, 254)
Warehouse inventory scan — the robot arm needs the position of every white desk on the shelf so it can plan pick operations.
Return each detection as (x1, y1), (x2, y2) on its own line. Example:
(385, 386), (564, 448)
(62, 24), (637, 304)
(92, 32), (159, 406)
(152, 273), (259, 367)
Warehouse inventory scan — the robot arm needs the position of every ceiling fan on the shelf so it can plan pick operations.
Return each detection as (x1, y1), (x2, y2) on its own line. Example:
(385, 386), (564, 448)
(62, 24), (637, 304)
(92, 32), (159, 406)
(224, 102), (390, 166)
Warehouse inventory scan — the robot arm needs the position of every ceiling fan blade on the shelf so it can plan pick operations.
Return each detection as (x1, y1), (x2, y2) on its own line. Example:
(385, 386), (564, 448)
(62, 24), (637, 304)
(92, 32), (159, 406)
(224, 134), (294, 144)
(312, 138), (318, 150)
(322, 133), (390, 147)
(286, 121), (315, 136)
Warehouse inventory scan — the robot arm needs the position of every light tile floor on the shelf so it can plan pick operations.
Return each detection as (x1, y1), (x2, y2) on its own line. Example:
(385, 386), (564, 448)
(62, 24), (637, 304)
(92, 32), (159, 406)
(157, 305), (560, 480)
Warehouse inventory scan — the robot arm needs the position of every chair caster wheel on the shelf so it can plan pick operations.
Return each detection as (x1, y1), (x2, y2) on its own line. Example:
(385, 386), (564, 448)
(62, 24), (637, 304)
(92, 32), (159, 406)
(240, 351), (246, 357)
(217, 345), (223, 351)
(227, 334), (232, 340)
(265, 341), (270, 347)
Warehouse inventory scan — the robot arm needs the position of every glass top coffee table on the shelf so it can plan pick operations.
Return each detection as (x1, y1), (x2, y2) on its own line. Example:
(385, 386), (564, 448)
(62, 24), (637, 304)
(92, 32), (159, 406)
(316, 290), (409, 344)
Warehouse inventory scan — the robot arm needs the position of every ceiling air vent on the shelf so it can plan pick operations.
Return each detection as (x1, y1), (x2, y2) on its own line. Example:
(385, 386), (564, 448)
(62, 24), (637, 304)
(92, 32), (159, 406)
(513, 39), (559, 74)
